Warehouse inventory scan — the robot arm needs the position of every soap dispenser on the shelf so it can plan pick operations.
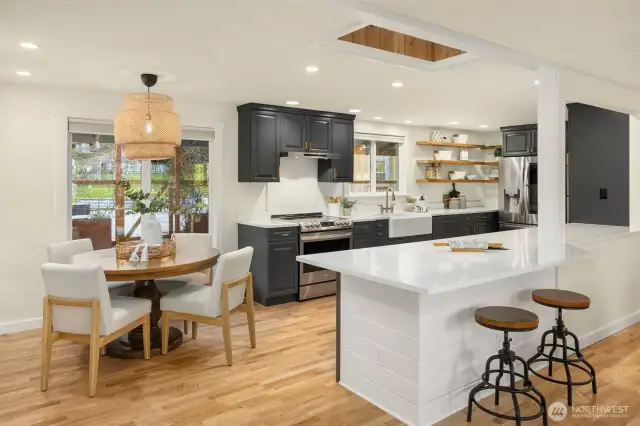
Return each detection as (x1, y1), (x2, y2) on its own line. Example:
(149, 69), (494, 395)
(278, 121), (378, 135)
(417, 194), (427, 212)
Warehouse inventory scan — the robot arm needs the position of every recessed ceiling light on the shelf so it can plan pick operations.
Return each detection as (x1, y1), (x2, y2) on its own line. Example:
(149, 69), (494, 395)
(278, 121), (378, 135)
(478, 124), (489, 128)
(447, 121), (459, 125)
(349, 109), (361, 113)
(16, 71), (31, 77)
(305, 65), (319, 73)
(404, 120), (412, 124)
(391, 81), (404, 88)
(534, 80), (540, 85)
(285, 100), (299, 106)
(19, 42), (39, 50)
(374, 116), (383, 120)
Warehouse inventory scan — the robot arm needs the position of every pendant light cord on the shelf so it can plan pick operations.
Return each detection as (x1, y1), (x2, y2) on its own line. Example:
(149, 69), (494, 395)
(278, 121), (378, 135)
(146, 86), (151, 121)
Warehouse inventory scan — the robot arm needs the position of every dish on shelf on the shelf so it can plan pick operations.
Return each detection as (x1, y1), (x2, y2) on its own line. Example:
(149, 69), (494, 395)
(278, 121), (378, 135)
(453, 134), (469, 143)
(434, 150), (452, 160)
(449, 171), (467, 180)
(466, 174), (478, 180)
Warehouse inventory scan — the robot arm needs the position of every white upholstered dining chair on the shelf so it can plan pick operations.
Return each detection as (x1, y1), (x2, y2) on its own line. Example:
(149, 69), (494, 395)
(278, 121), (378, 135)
(158, 233), (215, 286)
(160, 246), (255, 365)
(40, 263), (152, 397)
(47, 239), (132, 293)
(156, 233), (216, 333)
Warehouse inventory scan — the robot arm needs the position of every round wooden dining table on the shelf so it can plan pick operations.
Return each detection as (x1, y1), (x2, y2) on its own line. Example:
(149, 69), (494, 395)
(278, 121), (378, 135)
(73, 247), (220, 359)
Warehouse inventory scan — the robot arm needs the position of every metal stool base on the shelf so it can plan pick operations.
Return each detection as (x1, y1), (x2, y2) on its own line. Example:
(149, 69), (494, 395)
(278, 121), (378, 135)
(468, 331), (548, 426)
(527, 308), (597, 406)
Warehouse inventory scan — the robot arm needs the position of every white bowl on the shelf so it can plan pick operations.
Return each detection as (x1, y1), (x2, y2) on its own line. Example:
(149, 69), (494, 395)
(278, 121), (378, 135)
(466, 174), (478, 180)
(434, 150), (452, 160)
(453, 134), (469, 143)
(449, 171), (467, 180)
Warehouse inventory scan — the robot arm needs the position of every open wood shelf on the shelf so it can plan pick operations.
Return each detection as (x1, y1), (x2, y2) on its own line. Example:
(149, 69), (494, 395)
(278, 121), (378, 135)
(416, 179), (499, 184)
(416, 160), (499, 166)
(416, 141), (502, 150)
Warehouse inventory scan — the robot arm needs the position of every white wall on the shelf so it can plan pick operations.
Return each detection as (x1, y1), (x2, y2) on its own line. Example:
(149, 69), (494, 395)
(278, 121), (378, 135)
(629, 115), (640, 231)
(354, 121), (500, 212)
(0, 83), (237, 331)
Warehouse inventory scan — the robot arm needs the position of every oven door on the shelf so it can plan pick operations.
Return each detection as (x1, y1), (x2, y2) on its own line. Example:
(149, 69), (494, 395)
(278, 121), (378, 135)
(299, 230), (352, 287)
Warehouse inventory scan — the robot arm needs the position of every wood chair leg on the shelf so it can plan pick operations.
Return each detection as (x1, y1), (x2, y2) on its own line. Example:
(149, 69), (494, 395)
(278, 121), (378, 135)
(88, 299), (101, 397)
(183, 320), (189, 335)
(100, 347), (107, 356)
(221, 285), (233, 366)
(143, 314), (151, 360)
(246, 275), (256, 349)
(40, 297), (53, 392)
(192, 322), (198, 339)
(221, 315), (232, 366)
(161, 312), (170, 355)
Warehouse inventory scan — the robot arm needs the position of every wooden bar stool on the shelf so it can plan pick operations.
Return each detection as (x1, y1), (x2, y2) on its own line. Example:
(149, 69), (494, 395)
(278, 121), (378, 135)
(527, 289), (597, 407)
(468, 306), (548, 426)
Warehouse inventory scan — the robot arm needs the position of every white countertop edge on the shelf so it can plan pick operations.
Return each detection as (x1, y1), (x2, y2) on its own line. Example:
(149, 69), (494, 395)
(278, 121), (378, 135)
(237, 220), (297, 229)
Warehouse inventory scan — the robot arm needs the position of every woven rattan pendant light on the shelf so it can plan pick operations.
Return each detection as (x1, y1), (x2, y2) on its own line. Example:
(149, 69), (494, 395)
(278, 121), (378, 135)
(114, 73), (181, 160)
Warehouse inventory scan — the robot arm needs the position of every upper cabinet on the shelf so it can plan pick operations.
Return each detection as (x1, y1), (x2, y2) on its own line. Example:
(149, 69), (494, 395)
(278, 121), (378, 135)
(318, 118), (354, 182)
(278, 113), (307, 152)
(307, 115), (331, 153)
(237, 103), (355, 182)
(501, 124), (537, 157)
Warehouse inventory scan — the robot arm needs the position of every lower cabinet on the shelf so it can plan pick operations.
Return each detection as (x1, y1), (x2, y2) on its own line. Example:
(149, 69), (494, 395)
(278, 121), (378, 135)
(353, 234), (376, 249)
(267, 241), (299, 297)
(432, 212), (498, 240)
(238, 224), (299, 306)
(352, 219), (432, 248)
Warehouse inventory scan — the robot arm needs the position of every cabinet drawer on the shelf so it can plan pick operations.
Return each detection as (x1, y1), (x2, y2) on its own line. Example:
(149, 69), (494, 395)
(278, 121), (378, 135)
(268, 227), (298, 241)
(353, 222), (373, 235)
(374, 219), (389, 230)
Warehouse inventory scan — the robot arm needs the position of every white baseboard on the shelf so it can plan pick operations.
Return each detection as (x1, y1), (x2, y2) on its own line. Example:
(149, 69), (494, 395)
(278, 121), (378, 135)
(578, 309), (640, 349)
(0, 317), (41, 335)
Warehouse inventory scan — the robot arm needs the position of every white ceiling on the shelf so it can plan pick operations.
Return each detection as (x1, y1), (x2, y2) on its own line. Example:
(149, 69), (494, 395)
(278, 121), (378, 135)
(2, 0), (636, 132)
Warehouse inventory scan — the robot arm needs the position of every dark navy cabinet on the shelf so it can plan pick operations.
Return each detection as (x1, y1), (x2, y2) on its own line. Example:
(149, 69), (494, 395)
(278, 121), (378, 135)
(432, 212), (498, 240)
(238, 224), (299, 306)
(501, 124), (537, 157)
(238, 103), (355, 182)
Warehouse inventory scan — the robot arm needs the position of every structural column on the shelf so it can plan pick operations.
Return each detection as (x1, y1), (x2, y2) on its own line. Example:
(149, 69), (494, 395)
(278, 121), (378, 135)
(537, 66), (566, 261)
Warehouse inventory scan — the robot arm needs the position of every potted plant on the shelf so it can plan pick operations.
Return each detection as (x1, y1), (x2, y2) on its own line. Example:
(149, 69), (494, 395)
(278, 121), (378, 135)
(118, 180), (169, 244)
(405, 196), (417, 212)
(494, 147), (502, 158)
(340, 198), (358, 217)
(72, 208), (113, 249)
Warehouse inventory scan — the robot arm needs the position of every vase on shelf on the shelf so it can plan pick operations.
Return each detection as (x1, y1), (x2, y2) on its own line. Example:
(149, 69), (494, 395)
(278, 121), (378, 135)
(141, 214), (162, 245)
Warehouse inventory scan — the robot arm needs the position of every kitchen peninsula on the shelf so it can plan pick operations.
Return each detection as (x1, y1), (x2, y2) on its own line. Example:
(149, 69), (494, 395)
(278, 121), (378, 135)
(297, 225), (639, 426)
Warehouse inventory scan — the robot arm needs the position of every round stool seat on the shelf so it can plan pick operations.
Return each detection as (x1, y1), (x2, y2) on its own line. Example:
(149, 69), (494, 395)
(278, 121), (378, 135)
(532, 289), (590, 310)
(475, 306), (539, 332)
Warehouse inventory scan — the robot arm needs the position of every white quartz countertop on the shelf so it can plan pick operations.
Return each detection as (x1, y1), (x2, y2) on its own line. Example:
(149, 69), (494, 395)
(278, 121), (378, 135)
(296, 224), (634, 294)
(237, 219), (297, 228)
(347, 207), (497, 222)
(238, 207), (498, 228)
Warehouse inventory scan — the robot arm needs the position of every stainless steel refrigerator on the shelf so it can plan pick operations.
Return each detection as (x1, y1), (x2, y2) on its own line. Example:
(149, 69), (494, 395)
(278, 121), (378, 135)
(498, 156), (538, 230)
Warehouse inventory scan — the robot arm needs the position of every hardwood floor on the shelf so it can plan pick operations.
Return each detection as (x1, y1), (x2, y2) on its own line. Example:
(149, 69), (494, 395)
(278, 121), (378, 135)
(0, 296), (638, 425)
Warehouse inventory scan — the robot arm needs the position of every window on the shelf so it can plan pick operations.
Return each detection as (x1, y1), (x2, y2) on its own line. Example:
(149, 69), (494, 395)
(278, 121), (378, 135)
(70, 128), (210, 247)
(351, 139), (401, 194)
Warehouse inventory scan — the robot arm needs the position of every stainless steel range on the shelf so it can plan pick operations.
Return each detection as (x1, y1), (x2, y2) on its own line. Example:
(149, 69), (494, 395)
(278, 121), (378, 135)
(272, 212), (352, 300)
